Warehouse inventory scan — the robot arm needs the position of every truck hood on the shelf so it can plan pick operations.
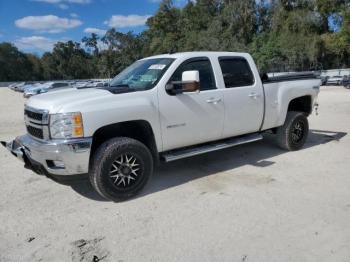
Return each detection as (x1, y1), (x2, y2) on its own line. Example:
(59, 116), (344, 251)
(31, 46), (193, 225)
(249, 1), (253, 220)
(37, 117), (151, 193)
(26, 88), (112, 113)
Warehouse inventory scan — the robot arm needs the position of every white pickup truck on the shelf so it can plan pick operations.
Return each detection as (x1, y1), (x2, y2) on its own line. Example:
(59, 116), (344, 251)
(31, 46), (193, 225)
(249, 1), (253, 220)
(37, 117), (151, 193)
(2, 52), (321, 201)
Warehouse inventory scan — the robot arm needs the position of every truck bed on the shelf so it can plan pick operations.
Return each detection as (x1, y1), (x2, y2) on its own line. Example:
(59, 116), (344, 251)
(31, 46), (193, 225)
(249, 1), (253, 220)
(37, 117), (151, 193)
(261, 73), (321, 131)
(261, 72), (320, 84)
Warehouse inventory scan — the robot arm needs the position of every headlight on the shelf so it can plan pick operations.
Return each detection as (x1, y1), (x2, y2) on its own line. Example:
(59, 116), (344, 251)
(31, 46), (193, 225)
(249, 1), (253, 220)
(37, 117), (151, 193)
(49, 112), (84, 139)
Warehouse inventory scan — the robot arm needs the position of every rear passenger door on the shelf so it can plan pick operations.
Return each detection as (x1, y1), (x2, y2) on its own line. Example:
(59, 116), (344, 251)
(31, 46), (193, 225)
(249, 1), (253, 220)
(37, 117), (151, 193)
(218, 57), (264, 138)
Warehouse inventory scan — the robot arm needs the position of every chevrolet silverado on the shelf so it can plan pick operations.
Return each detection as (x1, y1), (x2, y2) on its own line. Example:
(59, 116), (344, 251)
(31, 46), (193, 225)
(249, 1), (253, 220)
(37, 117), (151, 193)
(2, 52), (321, 201)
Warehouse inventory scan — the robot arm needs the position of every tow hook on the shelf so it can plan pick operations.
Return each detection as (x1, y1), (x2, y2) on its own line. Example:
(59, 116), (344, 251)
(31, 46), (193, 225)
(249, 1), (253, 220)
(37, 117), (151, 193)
(1, 140), (12, 151)
(1, 140), (25, 162)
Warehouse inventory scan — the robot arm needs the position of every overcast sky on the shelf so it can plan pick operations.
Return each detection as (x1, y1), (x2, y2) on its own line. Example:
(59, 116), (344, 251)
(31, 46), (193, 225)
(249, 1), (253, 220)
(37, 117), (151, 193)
(0, 0), (187, 54)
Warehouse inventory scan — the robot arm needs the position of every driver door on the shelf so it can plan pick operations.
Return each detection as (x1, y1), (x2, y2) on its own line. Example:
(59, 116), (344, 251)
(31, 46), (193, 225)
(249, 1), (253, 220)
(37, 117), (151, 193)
(158, 57), (225, 151)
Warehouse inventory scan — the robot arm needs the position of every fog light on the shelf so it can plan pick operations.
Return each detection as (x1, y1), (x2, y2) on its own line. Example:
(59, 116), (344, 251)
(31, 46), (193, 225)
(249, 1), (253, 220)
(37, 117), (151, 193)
(47, 160), (65, 169)
(53, 160), (65, 168)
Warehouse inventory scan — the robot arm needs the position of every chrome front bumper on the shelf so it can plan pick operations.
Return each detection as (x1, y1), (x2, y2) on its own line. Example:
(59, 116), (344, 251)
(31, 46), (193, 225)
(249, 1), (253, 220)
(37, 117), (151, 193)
(1, 134), (92, 176)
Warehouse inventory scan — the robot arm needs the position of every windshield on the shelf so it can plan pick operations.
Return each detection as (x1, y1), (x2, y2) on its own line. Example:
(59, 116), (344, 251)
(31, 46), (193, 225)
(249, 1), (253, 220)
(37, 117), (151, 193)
(109, 58), (174, 91)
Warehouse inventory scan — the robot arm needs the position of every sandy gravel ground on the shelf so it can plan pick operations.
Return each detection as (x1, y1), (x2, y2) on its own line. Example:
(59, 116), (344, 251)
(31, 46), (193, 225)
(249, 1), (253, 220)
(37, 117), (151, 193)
(0, 86), (350, 262)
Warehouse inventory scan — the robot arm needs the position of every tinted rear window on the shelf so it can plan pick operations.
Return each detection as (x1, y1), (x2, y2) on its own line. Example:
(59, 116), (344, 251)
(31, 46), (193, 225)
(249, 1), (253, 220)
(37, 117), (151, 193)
(219, 57), (255, 88)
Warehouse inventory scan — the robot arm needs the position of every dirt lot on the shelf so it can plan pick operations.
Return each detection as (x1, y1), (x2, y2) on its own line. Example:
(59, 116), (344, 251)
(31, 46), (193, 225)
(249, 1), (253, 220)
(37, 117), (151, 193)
(0, 86), (350, 262)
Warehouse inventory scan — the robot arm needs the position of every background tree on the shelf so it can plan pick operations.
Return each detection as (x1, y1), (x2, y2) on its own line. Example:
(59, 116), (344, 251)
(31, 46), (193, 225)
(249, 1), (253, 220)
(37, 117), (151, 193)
(0, 43), (35, 81)
(46, 41), (95, 79)
(98, 29), (145, 78)
(82, 33), (100, 56)
(26, 54), (44, 80)
(1, 0), (349, 81)
(146, 0), (182, 54)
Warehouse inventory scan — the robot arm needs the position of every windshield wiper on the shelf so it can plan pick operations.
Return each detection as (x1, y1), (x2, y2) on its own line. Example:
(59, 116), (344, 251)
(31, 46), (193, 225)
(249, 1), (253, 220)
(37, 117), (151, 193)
(109, 84), (129, 88)
(102, 84), (139, 94)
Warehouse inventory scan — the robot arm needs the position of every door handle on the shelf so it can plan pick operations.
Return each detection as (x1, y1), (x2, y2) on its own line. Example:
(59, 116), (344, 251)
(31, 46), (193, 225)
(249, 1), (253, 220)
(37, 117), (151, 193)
(248, 92), (261, 99)
(206, 98), (222, 104)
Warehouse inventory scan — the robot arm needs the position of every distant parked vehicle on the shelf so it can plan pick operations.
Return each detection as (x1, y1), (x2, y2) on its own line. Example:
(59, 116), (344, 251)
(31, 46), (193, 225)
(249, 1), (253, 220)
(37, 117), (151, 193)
(320, 76), (329, 85)
(326, 76), (343, 86)
(23, 82), (72, 98)
(71, 81), (109, 89)
(22, 83), (46, 94)
(20, 82), (42, 92)
(10, 82), (35, 92)
(89, 81), (109, 87)
(9, 82), (24, 91)
(71, 81), (91, 88)
(343, 75), (350, 89)
(8, 82), (20, 90)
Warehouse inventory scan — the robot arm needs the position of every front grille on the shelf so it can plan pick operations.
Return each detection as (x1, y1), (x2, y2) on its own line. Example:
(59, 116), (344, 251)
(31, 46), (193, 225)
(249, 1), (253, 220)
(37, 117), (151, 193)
(24, 107), (48, 140)
(27, 125), (44, 139)
(25, 109), (43, 121)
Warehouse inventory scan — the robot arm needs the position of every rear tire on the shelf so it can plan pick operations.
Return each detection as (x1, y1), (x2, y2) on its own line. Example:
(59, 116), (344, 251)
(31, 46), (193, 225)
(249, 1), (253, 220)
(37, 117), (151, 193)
(276, 111), (309, 151)
(89, 137), (153, 202)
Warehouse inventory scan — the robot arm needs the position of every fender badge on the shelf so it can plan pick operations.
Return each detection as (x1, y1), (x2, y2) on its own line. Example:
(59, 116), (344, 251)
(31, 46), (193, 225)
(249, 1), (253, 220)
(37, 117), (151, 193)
(167, 123), (186, 129)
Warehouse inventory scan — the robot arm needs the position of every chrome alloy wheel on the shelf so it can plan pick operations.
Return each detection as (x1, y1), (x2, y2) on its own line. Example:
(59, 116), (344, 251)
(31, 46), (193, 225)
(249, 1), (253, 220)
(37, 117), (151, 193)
(109, 154), (141, 188)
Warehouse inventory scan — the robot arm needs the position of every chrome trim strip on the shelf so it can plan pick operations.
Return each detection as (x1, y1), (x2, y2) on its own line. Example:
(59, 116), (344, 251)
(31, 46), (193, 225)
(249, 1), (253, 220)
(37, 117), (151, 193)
(25, 105), (48, 114)
(26, 122), (43, 129)
(28, 119), (43, 125)
(162, 133), (263, 162)
(24, 105), (49, 124)
(43, 126), (50, 140)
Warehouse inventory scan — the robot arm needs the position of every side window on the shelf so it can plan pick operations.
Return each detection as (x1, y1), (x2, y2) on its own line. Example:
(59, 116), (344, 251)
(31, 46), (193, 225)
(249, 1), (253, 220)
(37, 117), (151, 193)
(53, 83), (67, 88)
(169, 58), (216, 91)
(52, 83), (61, 88)
(219, 57), (255, 88)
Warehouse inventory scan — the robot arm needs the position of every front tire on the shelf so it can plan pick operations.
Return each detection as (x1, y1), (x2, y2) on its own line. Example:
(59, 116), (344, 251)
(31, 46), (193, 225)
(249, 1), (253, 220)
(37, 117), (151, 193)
(276, 111), (309, 151)
(89, 137), (153, 202)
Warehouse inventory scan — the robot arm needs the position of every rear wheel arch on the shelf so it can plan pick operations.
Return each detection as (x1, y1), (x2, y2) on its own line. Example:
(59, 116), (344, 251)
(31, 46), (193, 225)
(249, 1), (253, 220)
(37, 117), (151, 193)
(287, 95), (312, 116)
(275, 95), (312, 132)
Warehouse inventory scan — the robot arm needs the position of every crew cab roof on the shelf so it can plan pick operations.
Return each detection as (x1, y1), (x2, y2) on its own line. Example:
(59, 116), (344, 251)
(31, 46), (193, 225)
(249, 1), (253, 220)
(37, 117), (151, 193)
(141, 51), (251, 60)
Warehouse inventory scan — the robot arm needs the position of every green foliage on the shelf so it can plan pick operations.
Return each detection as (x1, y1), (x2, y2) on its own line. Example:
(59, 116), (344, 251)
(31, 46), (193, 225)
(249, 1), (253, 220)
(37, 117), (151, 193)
(82, 33), (99, 55)
(146, 0), (182, 54)
(41, 41), (96, 80)
(0, 43), (35, 81)
(0, 0), (349, 81)
(26, 54), (44, 80)
(98, 29), (145, 77)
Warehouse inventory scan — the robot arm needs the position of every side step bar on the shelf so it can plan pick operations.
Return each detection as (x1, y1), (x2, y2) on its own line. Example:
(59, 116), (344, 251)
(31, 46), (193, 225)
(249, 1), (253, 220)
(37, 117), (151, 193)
(161, 133), (263, 162)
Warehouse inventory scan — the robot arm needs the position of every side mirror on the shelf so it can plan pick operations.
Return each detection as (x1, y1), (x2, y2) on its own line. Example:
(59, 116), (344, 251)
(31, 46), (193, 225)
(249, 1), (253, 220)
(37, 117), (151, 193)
(166, 70), (200, 95)
(181, 70), (200, 92)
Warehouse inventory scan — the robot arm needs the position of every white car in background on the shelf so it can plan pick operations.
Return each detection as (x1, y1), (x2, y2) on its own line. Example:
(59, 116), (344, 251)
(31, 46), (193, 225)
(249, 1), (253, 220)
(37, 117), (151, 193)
(11, 82), (36, 92)
(72, 81), (109, 89)
(89, 81), (109, 87)
(325, 75), (343, 85)
(23, 82), (72, 98)
(71, 81), (92, 88)
(8, 82), (21, 90)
